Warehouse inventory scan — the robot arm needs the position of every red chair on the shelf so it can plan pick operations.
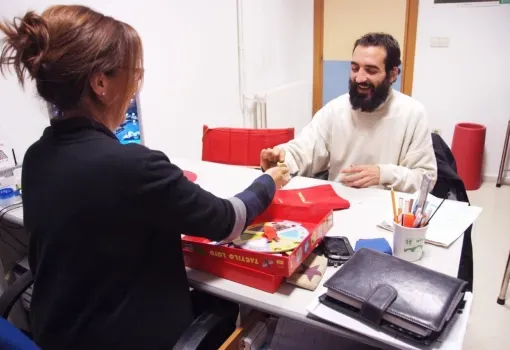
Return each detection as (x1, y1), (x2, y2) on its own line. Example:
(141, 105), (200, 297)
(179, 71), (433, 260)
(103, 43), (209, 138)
(202, 125), (294, 167)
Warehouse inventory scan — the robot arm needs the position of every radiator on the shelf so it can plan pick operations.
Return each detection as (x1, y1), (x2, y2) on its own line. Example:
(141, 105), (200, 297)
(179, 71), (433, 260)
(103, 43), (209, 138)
(248, 80), (312, 133)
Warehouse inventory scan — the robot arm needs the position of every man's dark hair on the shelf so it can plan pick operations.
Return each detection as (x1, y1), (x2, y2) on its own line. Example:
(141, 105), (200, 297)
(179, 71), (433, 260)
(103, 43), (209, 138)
(353, 33), (401, 75)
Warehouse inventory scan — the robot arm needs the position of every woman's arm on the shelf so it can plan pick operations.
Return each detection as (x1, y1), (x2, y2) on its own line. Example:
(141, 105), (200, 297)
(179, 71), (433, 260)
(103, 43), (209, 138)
(137, 150), (275, 242)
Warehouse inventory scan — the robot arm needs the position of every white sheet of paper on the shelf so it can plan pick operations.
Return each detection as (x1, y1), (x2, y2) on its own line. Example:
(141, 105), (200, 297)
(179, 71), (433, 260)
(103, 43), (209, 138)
(424, 205), (482, 247)
(306, 290), (473, 350)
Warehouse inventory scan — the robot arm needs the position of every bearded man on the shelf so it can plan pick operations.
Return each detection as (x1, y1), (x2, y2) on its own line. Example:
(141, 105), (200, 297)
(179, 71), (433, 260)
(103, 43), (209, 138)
(261, 32), (437, 193)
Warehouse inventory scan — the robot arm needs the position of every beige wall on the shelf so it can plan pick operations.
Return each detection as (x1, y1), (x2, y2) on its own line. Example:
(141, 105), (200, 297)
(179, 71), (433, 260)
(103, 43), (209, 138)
(324, 0), (407, 61)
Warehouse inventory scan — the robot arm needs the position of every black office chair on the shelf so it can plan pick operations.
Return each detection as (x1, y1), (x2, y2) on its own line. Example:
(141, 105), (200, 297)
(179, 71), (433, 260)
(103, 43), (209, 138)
(430, 133), (474, 292)
(0, 270), (37, 349)
(313, 169), (329, 180)
(0, 271), (234, 350)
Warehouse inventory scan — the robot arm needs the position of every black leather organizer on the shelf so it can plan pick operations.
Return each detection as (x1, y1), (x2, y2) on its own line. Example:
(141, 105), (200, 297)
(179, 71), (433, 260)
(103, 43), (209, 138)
(320, 248), (467, 345)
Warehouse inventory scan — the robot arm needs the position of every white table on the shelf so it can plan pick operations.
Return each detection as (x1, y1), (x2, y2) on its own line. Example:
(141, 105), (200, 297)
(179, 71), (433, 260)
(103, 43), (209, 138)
(170, 158), (466, 349)
(2, 158), (468, 349)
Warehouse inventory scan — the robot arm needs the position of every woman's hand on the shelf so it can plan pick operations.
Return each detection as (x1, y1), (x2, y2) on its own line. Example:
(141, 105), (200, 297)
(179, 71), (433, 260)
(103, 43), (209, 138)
(265, 164), (290, 189)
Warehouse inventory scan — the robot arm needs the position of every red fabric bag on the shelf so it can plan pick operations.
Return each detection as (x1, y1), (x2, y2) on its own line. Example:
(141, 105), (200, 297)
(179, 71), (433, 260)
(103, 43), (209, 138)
(274, 184), (350, 211)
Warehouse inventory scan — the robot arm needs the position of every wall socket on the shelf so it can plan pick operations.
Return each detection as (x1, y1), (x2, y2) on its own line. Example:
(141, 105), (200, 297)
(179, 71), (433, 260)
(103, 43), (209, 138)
(430, 37), (449, 48)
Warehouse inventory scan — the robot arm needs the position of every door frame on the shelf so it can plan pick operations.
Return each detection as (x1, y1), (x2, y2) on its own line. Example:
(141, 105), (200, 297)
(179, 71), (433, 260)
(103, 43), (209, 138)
(312, 0), (419, 115)
(312, 0), (325, 116)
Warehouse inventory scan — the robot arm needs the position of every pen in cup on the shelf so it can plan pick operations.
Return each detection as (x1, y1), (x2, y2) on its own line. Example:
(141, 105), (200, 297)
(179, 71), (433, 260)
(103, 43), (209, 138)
(422, 200), (429, 213)
(424, 198), (446, 226)
(403, 213), (415, 227)
(391, 187), (398, 223)
(413, 208), (423, 228)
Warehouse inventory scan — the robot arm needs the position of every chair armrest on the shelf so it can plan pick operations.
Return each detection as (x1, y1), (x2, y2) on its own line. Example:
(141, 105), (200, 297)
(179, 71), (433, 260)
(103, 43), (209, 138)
(172, 312), (234, 350)
(0, 270), (33, 319)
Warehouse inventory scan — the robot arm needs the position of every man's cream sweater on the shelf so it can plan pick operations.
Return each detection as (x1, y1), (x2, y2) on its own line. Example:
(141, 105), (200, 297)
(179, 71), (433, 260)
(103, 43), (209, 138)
(279, 89), (437, 193)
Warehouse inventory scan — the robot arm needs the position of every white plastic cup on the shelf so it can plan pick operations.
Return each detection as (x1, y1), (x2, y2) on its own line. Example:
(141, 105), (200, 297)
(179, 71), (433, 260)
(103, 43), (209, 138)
(392, 222), (428, 262)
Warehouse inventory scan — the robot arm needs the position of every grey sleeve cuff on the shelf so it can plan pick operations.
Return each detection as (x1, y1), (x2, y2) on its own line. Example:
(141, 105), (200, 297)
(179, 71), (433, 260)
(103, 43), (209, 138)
(219, 197), (247, 243)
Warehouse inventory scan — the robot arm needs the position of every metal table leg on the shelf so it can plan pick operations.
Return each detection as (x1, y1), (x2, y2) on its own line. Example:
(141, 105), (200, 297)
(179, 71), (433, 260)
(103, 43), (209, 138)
(497, 251), (510, 305)
(496, 120), (510, 187)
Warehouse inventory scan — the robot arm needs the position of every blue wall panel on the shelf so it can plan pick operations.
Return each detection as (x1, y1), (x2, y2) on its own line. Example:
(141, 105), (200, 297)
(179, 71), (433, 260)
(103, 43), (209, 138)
(322, 60), (402, 106)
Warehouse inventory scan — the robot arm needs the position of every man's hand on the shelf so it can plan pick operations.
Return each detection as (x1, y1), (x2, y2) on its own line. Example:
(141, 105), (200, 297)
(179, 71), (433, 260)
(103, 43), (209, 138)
(340, 165), (380, 188)
(260, 147), (285, 171)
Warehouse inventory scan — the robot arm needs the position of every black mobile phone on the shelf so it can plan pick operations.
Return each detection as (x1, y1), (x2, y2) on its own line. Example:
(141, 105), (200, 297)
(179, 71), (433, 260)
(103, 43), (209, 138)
(324, 236), (354, 267)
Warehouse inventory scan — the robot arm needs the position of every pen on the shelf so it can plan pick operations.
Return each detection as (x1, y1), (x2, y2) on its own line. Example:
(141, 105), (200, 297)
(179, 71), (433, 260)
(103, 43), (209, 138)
(425, 198), (446, 225)
(12, 149), (17, 166)
(404, 200), (410, 214)
(423, 204), (435, 222)
(415, 215), (423, 228)
(420, 215), (427, 227)
(413, 209), (422, 228)
(413, 174), (432, 214)
(391, 187), (398, 223)
(403, 213), (415, 228)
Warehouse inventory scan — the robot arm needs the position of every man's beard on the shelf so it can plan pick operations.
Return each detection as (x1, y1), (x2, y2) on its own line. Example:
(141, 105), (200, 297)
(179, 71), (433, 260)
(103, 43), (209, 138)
(349, 76), (391, 113)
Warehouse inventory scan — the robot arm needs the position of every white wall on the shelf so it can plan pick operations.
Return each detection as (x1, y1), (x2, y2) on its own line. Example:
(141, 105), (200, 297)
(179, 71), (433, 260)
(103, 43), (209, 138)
(413, 0), (510, 180)
(241, 0), (313, 131)
(0, 0), (313, 162)
(242, 0), (313, 96)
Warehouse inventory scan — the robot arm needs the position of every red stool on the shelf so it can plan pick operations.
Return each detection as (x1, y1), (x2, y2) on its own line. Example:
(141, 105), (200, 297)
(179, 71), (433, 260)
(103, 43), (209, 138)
(451, 123), (486, 191)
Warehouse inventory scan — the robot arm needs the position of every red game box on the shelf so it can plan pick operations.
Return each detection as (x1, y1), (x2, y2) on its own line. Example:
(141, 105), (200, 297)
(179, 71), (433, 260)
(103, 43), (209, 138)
(182, 203), (334, 293)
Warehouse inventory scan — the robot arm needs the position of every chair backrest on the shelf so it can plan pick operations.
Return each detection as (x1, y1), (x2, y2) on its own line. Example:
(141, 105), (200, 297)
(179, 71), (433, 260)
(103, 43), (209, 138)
(202, 125), (294, 166)
(0, 271), (38, 349)
(430, 133), (468, 203)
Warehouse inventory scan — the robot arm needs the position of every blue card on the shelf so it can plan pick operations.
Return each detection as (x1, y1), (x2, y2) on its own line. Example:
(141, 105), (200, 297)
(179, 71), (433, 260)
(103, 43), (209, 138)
(355, 238), (392, 255)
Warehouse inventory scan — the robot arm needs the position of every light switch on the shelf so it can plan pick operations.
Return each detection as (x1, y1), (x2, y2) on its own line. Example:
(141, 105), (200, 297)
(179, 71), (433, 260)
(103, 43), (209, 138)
(439, 37), (450, 47)
(430, 37), (441, 47)
(430, 37), (449, 48)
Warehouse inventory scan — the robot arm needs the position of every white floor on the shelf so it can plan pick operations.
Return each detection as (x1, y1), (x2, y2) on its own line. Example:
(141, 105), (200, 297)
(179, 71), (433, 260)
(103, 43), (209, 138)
(463, 182), (510, 350)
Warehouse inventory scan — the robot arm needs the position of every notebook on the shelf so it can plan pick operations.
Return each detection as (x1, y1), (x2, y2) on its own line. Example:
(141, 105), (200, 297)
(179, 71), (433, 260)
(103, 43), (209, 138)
(321, 248), (467, 345)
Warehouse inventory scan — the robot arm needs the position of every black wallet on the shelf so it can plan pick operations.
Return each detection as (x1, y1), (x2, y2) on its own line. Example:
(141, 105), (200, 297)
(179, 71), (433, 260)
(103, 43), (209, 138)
(321, 248), (467, 345)
(323, 236), (354, 267)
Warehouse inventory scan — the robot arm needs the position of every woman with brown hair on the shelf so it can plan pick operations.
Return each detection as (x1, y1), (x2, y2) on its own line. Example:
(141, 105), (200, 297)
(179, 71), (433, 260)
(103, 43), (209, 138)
(0, 5), (289, 349)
